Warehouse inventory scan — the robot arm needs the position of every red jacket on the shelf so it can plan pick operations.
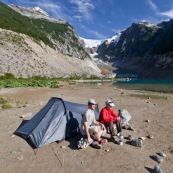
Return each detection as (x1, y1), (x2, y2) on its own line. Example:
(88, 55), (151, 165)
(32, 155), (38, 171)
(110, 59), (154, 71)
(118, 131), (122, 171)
(99, 107), (119, 122)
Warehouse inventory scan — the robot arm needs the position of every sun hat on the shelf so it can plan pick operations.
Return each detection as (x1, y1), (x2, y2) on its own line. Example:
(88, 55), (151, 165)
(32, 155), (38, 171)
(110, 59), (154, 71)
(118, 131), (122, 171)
(88, 99), (97, 105)
(105, 99), (115, 107)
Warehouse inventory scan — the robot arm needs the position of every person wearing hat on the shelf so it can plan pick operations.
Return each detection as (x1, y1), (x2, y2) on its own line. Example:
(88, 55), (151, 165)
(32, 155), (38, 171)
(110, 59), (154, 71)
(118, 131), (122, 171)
(80, 99), (107, 149)
(98, 99), (122, 142)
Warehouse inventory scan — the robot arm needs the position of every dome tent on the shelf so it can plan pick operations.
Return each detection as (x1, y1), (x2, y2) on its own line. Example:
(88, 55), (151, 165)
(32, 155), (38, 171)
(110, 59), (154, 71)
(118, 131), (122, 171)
(15, 97), (99, 148)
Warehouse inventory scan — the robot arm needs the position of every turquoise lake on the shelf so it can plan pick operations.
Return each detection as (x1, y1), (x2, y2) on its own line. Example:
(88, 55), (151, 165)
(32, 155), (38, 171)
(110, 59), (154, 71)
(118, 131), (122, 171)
(112, 79), (173, 93)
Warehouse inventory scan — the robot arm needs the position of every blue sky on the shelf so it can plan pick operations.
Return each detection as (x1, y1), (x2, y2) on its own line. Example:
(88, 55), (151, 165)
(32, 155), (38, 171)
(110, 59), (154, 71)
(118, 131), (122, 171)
(1, 0), (173, 40)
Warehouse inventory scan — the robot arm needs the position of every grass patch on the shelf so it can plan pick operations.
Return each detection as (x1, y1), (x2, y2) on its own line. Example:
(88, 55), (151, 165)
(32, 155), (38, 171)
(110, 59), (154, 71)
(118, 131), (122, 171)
(2, 103), (12, 109)
(0, 97), (8, 104)
(0, 73), (105, 88)
(0, 74), (60, 88)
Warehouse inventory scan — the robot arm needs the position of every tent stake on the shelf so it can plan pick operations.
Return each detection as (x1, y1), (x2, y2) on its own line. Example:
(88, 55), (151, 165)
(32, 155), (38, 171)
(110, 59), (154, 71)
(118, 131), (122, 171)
(33, 148), (38, 155)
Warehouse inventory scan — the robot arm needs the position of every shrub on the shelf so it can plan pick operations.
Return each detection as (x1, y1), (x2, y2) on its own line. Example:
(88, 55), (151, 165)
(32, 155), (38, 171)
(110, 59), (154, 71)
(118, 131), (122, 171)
(2, 103), (12, 109)
(0, 97), (8, 104)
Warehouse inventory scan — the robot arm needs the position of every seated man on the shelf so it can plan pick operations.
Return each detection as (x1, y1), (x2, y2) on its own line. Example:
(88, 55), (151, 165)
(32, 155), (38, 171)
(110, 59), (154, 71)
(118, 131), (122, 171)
(99, 99), (122, 141)
(80, 99), (107, 149)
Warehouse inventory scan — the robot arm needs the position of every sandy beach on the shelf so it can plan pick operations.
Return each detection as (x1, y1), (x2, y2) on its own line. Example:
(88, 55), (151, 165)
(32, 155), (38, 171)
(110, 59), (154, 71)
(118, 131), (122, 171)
(0, 83), (173, 173)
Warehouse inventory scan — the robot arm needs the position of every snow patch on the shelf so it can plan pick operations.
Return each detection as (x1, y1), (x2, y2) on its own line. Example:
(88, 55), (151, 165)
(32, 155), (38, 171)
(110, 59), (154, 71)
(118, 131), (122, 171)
(80, 37), (103, 48)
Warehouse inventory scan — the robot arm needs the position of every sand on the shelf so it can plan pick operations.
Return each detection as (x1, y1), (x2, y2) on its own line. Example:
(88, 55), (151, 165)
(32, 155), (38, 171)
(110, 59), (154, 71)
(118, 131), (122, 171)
(0, 83), (173, 173)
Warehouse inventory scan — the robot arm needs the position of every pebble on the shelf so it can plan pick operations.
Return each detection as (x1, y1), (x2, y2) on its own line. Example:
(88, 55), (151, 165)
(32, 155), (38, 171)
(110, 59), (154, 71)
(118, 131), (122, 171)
(148, 135), (154, 139)
(60, 146), (66, 149)
(17, 155), (23, 161)
(20, 112), (32, 118)
(145, 119), (150, 122)
(138, 137), (145, 140)
(11, 134), (16, 138)
(158, 152), (166, 157)
(105, 149), (110, 152)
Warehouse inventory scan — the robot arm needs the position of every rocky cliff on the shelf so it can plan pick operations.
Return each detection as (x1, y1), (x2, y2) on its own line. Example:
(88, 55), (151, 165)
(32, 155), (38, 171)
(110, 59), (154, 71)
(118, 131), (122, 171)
(0, 28), (101, 78)
(96, 20), (173, 78)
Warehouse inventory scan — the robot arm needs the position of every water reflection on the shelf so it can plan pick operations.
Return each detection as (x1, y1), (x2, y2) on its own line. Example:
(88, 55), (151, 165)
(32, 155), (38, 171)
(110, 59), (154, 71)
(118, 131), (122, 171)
(113, 79), (173, 93)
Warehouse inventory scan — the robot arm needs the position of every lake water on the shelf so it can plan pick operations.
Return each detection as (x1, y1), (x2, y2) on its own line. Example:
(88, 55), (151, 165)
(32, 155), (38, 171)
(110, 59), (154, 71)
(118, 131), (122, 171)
(112, 79), (173, 93)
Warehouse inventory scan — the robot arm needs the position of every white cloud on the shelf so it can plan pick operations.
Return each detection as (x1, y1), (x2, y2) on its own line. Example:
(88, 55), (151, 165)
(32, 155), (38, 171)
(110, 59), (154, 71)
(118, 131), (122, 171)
(146, 0), (173, 19)
(69, 0), (95, 21)
(147, 0), (158, 12)
(160, 7), (173, 18)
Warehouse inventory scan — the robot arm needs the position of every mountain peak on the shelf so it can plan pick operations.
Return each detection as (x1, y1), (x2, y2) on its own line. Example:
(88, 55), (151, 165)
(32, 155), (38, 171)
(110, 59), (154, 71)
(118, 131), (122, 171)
(9, 4), (66, 24)
(9, 4), (49, 18)
(137, 20), (156, 27)
(32, 6), (49, 17)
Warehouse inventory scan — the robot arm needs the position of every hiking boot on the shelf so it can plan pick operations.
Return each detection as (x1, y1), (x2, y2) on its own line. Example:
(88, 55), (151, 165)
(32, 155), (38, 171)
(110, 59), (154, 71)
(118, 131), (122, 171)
(90, 141), (102, 149)
(117, 140), (123, 145)
(100, 139), (108, 145)
(117, 132), (124, 139)
(110, 136), (116, 143)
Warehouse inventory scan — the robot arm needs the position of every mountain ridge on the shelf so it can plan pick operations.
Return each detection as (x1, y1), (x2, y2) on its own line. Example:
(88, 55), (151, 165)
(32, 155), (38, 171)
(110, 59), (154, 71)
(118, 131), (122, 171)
(96, 20), (173, 78)
(0, 2), (102, 78)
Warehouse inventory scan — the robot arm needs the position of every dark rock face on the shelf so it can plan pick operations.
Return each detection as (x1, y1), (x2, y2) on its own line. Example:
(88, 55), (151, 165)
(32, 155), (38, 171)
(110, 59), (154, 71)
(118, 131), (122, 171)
(96, 20), (173, 78)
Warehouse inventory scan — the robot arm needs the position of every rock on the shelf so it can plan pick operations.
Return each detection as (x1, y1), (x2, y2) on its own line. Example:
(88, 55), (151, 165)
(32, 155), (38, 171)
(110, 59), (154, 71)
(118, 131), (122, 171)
(20, 112), (32, 118)
(105, 149), (110, 152)
(145, 119), (150, 122)
(147, 135), (154, 139)
(127, 135), (134, 140)
(154, 165), (164, 173)
(131, 139), (142, 147)
(158, 152), (166, 157)
(11, 134), (16, 138)
(138, 137), (145, 140)
(127, 125), (135, 131)
(153, 154), (163, 163)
